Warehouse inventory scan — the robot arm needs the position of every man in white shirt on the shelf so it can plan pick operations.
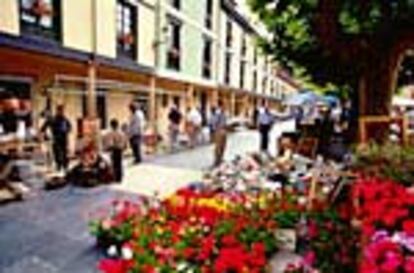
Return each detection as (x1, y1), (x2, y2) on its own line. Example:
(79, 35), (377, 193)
(127, 103), (146, 164)
(186, 107), (202, 147)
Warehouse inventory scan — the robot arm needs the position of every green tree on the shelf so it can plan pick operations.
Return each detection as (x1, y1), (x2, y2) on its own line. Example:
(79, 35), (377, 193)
(249, 0), (414, 116)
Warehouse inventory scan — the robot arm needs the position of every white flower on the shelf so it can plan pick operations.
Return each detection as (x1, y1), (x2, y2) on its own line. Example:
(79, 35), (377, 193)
(322, 186), (331, 194)
(177, 262), (188, 271)
(298, 196), (307, 205)
(107, 245), (118, 257)
(121, 246), (134, 260)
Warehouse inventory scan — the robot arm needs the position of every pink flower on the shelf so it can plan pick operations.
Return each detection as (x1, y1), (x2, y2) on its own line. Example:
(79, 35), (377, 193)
(303, 251), (316, 267)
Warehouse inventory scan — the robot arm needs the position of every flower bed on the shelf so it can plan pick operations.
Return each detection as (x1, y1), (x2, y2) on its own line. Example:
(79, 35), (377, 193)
(89, 180), (360, 273)
(353, 178), (414, 273)
(89, 153), (414, 273)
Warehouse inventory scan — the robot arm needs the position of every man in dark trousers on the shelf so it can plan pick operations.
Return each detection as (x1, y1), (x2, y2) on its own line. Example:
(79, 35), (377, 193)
(257, 104), (274, 154)
(127, 103), (142, 164)
(103, 119), (127, 182)
(41, 105), (72, 173)
(168, 104), (182, 152)
(210, 102), (227, 166)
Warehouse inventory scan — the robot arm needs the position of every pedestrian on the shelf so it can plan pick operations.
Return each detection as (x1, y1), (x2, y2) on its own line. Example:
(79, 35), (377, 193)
(127, 103), (142, 164)
(257, 103), (274, 153)
(41, 104), (72, 174)
(103, 119), (127, 182)
(253, 106), (259, 128)
(211, 102), (228, 167)
(186, 106), (202, 148)
(168, 103), (182, 152)
(208, 106), (217, 143)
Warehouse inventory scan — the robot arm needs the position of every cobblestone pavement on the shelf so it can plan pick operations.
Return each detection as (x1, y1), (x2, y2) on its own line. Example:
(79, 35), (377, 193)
(0, 124), (295, 273)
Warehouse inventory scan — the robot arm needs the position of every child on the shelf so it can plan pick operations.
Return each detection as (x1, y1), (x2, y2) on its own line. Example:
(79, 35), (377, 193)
(275, 135), (295, 172)
(103, 119), (127, 182)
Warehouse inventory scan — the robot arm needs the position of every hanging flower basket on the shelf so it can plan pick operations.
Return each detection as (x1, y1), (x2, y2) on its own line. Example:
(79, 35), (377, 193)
(31, 0), (53, 17)
(169, 48), (180, 58)
(119, 34), (134, 45)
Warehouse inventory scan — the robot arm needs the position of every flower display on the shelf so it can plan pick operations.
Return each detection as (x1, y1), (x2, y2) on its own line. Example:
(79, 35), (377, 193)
(352, 177), (414, 273)
(92, 156), (396, 273)
(91, 188), (281, 273)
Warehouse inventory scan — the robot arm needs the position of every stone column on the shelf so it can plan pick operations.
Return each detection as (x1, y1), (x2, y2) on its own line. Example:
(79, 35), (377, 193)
(186, 84), (195, 109)
(87, 60), (97, 118)
(230, 91), (236, 117)
(149, 75), (157, 133)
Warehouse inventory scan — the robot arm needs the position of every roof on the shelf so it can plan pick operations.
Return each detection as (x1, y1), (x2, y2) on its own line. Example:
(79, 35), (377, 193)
(221, 0), (258, 36)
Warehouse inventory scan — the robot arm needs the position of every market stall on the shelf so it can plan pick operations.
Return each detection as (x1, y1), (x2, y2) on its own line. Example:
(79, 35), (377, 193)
(0, 83), (46, 203)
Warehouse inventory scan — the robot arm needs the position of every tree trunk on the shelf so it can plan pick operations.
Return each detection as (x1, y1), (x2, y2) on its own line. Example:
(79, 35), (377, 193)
(355, 48), (400, 142)
(358, 54), (397, 116)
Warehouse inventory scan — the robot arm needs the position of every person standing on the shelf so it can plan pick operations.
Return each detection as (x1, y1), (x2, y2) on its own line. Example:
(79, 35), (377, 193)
(168, 104), (182, 152)
(211, 102), (228, 167)
(186, 106), (202, 148)
(257, 104), (274, 153)
(127, 103), (142, 164)
(41, 105), (72, 173)
(103, 119), (127, 182)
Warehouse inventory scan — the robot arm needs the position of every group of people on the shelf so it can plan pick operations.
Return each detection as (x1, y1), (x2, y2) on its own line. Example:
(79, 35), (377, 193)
(167, 102), (228, 166)
(167, 104), (204, 151)
(41, 101), (231, 184)
(41, 103), (146, 183)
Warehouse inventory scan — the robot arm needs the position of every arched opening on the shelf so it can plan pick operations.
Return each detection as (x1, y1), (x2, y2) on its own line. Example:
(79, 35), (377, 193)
(396, 50), (414, 99)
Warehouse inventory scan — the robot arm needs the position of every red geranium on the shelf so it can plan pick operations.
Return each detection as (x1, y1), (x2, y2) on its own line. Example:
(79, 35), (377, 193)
(98, 259), (133, 273)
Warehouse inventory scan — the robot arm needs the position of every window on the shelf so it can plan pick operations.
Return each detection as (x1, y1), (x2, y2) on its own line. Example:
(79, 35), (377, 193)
(239, 34), (247, 89)
(82, 91), (107, 129)
(253, 48), (258, 66)
(262, 76), (267, 93)
(117, 0), (137, 59)
(241, 34), (247, 57)
(173, 96), (180, 108)
(239, 61), (246, 89)
(205, 0), (213, 29)
(253, 70), (257, 92)
(224, 52), (232, 85)
(162, 94), (169, 108)
(202, 37), (212, 79)
(225, 19), (232, 48)
(20, 0), (61, 40)
(253, 49), (258, 91)
(170, 0), (180, 9)
(166, 17), (181, 71)
(0, 80), (32, 135)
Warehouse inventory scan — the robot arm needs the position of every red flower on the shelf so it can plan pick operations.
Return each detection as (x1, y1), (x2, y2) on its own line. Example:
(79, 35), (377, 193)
(249, 242), (266, 267)
(198, 235), (215, 260)
(221, 234), (238, 246)
(403, 220), (414, 235)
(214, 246), (248, 272)
(98, 259), (133, 273)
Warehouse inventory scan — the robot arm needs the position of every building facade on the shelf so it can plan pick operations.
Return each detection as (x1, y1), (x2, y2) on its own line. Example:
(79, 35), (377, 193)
(0, 0), (299, 152)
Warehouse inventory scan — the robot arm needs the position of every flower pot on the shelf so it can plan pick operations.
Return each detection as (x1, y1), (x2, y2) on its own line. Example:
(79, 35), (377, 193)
(275, 229), (297, 252)
(95, 234), (123, 252)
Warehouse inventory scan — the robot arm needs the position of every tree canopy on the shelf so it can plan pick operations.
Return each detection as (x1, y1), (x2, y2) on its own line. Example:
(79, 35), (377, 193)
(249, 0), (414, 114)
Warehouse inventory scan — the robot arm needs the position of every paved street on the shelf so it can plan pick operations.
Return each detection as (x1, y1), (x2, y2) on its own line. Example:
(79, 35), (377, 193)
(0, 123), (295, 273)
